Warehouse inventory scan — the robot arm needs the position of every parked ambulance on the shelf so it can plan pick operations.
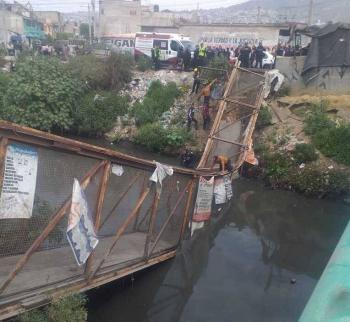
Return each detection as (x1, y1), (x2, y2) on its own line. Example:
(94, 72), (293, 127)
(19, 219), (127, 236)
(134, 32), (195, 64)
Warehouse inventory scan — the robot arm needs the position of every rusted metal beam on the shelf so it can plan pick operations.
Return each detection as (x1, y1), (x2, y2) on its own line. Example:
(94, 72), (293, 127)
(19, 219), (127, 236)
(210, 136), (248, 149)
(179, 180), (195, 242)
(89, 187), (151, 280)
(0, 121), (196, 176)
(224, 97), (258, 110)
(198, 62), (240, 168)
(143, 190), (160, 258)
(136, 202), (153, 231)
(212, 111), (258, 137)
(0, 160), (106, 295)
(149, 181), (192, 256)
(99, 173), (141, 228)
(237, 66), (266, 78)
(85, 161), (111, 279)
(133, 175), (148, 231)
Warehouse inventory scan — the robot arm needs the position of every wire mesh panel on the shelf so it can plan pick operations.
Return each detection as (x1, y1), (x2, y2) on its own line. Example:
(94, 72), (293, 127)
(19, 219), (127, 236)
(0, 132), (195, 306)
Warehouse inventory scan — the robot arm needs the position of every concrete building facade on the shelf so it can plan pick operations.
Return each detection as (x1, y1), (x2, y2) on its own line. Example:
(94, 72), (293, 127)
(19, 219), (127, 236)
(34, 11), (63, 36)
(98, 0), (142, 37)
(0, 9), (23, 44)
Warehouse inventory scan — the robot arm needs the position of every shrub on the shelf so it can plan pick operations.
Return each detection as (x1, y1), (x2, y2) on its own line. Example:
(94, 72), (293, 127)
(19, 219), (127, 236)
(289, 168), (349, 196)
(72, 92), (128, 136)
(134, 122), (168, 151)
(313, 124), (350, 165)
(105, 53), (134, 90)
(304, 101), (333, 136)
(132, 81), (181, 125)
(277, 85), (290, 97)
(137, 56), (153, 71)
(66, 55), (109, 90)
(256, 105), (272, 129)
(263, 152), (295, 185)
(17, 294), (87, 322)
(134, 123), (190, 152)
(292, 143), (318, 164)
(0, 71), (10, 108)
(1, 57), (83, 131)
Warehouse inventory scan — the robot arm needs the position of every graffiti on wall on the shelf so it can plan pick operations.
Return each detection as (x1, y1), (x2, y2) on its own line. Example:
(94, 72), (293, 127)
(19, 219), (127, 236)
(199, 32), (263, 48)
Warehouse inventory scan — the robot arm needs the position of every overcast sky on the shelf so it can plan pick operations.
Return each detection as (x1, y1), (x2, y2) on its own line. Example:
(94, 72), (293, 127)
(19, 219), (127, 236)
(17, 0), (248, 12)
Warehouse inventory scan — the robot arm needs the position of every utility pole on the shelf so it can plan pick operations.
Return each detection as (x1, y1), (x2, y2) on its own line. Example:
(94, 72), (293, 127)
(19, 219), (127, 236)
(91, 0), (95, 40)
(88, 3), (92, 45)
(308, 0), (314, 25)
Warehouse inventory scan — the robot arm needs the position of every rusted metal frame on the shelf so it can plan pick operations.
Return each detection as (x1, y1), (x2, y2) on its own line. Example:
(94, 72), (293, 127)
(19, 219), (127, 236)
(224, 97), (258, 110)
(85, 161), (111, 279)
(200, 66), (229, 73)
(99, 173), (141, 229)
(234, 79), (266, 171)
(211, 111), (259, 137)
(0, 160), (106, 295)
(143, 188), (160, 258)
(133, 174), (148, 231)
(149, 180), (192, 256)
(178, 179), (195, 243)
(0, 121), (197, 176)
(0, 137), (9, 191)
(237, 66), (266, 78)
(0, 250), (177, 321)
(210, 136), (249, 149)
(89, 186), (151, 280)
(198, 64), (239, 168)
(135, 202), (153, 230)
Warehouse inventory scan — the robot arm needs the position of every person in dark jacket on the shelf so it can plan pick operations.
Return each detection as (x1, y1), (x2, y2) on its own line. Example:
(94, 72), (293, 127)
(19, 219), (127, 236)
(187, 103), (198, 131)
(255, 41), (265, 69)
(183, 47), (191, 71)
(191, 68), (201, 94)
(239, 42), (251, 68)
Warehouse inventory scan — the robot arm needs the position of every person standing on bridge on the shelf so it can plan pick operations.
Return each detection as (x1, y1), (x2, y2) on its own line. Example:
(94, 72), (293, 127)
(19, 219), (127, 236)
(191, 68), (201, 94)
(187, 103), (198, 131)
(198, 79), (216, 106)
(212, 155), (233, 172)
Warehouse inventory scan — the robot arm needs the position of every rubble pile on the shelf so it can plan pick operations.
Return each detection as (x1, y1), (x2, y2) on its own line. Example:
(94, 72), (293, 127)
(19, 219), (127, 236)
(120, 70), (192, 104)
(107, 70), (192, 141)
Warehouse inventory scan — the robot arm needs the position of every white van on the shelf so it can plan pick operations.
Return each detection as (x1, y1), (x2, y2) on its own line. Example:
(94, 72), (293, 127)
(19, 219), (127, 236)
(262, 51), (275, 69)
(135, 32), (195, 64)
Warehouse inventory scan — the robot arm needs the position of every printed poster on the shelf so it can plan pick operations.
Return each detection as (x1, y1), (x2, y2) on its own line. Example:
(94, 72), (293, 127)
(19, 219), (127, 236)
(67, 179), (99, 266)
(193, 176), (214, 222)
(214, 175), (233, 205)
(0, 144), (38, 219)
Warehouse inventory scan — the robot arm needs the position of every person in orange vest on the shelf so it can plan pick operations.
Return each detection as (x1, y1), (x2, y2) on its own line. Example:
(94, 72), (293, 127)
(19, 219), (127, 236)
(211, 155), (233, 172)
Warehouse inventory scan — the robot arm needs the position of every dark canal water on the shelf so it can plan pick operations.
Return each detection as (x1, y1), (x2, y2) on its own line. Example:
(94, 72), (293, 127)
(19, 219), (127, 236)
(87, 178), (350, 322)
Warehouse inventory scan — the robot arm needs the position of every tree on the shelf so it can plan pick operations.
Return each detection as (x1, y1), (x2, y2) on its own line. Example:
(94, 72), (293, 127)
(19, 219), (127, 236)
(1, 57), (83, 132)
(79, 23), (93, 40)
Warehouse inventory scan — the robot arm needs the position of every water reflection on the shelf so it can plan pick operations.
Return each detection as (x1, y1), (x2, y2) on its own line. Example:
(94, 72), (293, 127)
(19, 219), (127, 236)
(88, 179), (349, 322)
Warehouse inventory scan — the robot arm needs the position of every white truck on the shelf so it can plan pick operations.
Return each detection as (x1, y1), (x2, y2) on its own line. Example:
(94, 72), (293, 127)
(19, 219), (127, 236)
(134, 32), (195, 64)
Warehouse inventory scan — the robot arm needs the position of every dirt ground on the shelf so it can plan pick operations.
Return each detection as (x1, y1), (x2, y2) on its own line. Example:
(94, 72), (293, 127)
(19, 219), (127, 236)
(257, 94), (350, 172)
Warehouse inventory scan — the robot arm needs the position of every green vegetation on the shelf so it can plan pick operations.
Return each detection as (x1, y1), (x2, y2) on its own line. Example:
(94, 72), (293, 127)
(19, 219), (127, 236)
(134, 122), (191, 152)
(55, 32), (74, 40)
(132, 81), (180, 125)
(0, 57), (83, 132)
(208, 55), (230, 71)
(73, 92), (128, 136)
(137, 56), (153, 72)
(67, 53), (133, 91)
(259, 149), (349, 197)
(256, 105), (272, 129)
(304, 102), (350, 166)
(292, 143), (318, 164)
(66, 55), (109, 90)
(276, 85), (290, 97)
(17, 294), (87, 322)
